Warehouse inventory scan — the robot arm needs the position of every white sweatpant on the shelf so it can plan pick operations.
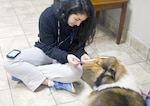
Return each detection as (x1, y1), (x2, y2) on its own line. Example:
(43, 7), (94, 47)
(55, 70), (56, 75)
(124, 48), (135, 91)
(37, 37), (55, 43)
(2, 47), (83, 91)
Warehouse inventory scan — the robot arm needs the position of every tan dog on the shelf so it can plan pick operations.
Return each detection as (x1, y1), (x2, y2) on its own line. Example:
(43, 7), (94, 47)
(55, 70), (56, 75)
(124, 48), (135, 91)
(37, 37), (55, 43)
(80, 56), (146, 106)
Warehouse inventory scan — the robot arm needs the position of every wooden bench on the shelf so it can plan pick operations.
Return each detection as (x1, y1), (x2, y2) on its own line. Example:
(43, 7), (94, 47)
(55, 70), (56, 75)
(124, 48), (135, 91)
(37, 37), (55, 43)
(53, 0), (128, 44)
(91, 0), (128, 44)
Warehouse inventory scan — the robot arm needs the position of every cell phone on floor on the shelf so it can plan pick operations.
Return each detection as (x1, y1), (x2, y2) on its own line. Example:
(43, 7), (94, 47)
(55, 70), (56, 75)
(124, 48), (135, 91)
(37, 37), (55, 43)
(6, 49), (21, 59)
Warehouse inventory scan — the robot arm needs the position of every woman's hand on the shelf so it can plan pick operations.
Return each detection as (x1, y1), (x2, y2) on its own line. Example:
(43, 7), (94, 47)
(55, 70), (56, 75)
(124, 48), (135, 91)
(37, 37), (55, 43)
(67, 54), (81, 67)
(81, 54), (90, 62)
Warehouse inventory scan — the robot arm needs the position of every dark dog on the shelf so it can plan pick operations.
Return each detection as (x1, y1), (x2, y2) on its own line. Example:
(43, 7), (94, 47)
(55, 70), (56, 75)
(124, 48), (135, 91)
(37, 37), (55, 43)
(80, 56), (146, 106)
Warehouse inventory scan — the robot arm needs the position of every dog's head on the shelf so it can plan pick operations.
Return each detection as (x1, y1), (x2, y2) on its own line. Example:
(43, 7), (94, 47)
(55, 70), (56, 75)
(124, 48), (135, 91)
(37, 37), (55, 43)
(82, 56), (126, 87)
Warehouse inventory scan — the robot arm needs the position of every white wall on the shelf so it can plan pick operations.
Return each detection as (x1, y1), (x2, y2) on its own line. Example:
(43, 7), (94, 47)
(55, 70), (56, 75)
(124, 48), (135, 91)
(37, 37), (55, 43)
(106, 0), (150, 47)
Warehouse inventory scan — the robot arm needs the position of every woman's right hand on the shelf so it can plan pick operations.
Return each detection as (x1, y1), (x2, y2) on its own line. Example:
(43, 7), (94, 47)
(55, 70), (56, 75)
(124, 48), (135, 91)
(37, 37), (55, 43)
(67, 54), (81, 67)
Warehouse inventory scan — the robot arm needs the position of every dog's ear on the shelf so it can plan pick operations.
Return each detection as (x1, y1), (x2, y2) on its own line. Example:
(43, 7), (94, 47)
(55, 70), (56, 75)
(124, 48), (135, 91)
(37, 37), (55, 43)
(102, 63), (115, 79)
(108, 68), (116, 79)
(102, 56), (126, 81)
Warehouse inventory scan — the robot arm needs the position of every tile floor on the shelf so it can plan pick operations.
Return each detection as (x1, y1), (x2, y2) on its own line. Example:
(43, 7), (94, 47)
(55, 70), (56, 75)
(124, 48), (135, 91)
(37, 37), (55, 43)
(0, 0), (150, 106)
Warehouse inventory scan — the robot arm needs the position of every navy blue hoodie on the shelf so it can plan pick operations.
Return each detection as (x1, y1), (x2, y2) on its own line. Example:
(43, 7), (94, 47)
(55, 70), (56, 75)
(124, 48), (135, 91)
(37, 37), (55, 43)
(35, 2), (86, 64)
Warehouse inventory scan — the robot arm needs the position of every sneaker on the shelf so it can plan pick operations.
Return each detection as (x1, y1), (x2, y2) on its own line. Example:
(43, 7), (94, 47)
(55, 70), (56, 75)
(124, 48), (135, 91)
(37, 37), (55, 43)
(11, 76), (20, 81)
(50, 81), (75, 93)
(145, 90), (150, 106)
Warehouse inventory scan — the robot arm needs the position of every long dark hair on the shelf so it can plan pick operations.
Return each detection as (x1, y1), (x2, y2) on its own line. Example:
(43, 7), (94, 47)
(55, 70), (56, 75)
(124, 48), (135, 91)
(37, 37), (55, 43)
(57, 0), (96, 52)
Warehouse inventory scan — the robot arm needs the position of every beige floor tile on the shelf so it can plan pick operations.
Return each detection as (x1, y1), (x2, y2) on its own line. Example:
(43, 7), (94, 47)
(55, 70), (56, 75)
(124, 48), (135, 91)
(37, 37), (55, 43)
(58, 100), (84, 106)
(0, 1), (15, 17)
(17, 13), (39, 24)
(32, 0), (52, 6)
(26, 34), (39, 47)
(0, 36), (30, 53)
(14, 6), (38, 15)
(97, 48), (138, 65)
(92, 36), (120, 52)
(0, 16), (19, 27)
(0, 63), (9, 90)
(0, 25), (24, 39)
(126, 63), (150, 84)
(21, 23), (38, 35)
(51, 90), (78, 105)
(0, 90), (14, 106)
(11, 0), (33, 8)
(139, 61), (150, 74)
(11, 87), (56, 106)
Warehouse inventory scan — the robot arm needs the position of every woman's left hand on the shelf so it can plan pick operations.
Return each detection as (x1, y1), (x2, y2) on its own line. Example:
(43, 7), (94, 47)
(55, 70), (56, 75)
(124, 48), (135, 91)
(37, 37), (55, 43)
(81, 54), (90, 62)
(67, 54), (81, 67)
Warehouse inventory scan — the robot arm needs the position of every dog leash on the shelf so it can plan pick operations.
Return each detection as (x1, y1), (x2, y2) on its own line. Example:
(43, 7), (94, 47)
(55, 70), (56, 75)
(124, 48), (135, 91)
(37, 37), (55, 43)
(141, 90), (150, 98)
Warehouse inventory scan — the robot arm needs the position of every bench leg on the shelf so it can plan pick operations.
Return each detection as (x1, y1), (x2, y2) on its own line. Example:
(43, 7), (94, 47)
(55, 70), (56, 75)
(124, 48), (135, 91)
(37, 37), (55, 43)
(116, 2), (127, 44)
(96, 11), (100, 22)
